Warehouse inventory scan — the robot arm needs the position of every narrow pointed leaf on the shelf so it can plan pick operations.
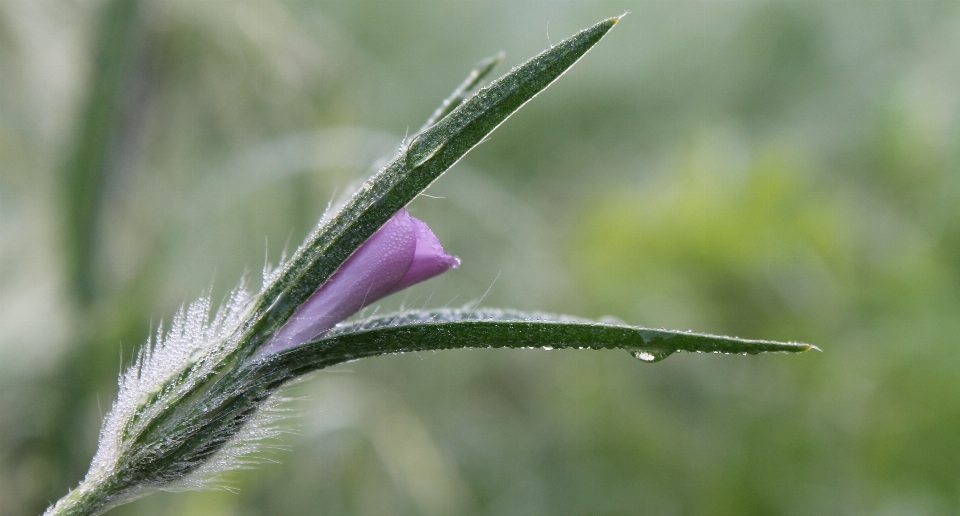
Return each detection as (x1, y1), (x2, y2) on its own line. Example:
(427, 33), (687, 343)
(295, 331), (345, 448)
(259, 309), (815, 376)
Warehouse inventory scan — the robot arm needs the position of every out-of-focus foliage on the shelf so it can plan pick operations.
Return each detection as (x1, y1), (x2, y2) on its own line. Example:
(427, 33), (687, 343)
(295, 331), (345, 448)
(1, 1), (957, 515)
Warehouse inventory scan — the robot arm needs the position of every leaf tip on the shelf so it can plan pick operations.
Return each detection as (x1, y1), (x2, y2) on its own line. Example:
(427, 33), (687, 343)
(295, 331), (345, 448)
(587, 13), (624, 41)
(477, 51), (505, 73)
(789, 342), (820, 353)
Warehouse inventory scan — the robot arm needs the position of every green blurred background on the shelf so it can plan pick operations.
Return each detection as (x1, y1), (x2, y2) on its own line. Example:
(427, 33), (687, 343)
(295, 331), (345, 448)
(2, 1), (959, 514)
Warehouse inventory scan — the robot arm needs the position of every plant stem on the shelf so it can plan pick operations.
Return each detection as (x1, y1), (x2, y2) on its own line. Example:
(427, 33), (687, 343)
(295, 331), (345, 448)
(44, 478), (124, 516)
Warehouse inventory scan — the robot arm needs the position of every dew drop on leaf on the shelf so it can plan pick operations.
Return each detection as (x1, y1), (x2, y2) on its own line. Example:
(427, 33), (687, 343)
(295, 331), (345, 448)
(628, 348), (674, 363)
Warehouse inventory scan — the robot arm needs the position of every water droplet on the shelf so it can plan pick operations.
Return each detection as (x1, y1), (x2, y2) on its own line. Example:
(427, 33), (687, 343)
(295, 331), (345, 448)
(632, 351), (656, 362)
(627, 348), (674, 363)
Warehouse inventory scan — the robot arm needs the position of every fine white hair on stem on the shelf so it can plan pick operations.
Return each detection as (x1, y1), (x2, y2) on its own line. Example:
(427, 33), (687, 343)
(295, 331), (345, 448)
(86, 272), (291, 496)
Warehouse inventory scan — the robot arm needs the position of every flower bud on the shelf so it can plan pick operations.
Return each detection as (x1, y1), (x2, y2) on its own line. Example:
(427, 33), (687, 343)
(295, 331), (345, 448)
(260, 209), (459, 354)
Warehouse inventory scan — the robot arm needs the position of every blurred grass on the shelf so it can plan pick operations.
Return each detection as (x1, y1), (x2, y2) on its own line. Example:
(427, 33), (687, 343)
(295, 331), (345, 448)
(1, 1), (959, 515)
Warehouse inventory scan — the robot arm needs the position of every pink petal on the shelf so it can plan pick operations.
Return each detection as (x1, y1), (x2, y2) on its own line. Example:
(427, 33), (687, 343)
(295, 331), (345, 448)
(259, 209), (458, 355)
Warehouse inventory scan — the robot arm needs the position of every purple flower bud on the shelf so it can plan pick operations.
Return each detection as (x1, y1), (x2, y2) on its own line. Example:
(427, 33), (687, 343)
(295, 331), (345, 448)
(260, 209), (459, 355)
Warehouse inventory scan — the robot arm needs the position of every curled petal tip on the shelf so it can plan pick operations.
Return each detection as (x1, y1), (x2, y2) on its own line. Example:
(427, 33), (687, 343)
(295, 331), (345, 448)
(392, 213), (460, 292)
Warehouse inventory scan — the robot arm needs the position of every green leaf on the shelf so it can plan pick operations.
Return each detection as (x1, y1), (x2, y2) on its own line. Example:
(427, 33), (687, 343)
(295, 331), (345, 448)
(261, 309), (816, 375)
(240, 16), (624, 354)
